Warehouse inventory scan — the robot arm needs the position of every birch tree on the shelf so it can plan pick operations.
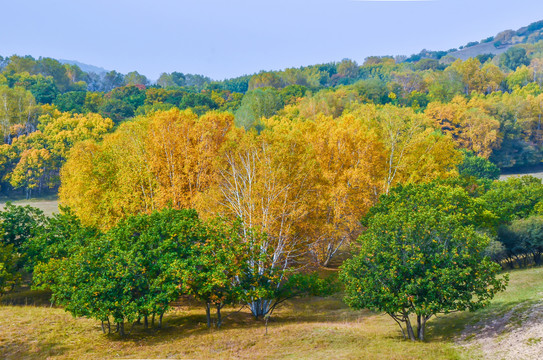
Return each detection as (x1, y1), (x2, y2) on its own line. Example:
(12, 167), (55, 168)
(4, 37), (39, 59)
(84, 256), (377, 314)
(199, 118), (319, 318)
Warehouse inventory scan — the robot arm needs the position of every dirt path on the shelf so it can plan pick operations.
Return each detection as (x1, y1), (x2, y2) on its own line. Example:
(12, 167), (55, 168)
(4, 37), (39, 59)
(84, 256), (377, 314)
(458, 301), (543, 359)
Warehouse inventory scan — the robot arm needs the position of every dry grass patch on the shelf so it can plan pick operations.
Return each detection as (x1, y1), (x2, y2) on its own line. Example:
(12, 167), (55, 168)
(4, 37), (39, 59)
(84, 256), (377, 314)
(0, 196), (59, 217)
(0, 295), (463, 360)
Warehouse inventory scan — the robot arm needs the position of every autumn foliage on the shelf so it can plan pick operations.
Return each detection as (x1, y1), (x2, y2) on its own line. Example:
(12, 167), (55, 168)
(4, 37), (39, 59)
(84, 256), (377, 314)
(60, 106), (460, 267)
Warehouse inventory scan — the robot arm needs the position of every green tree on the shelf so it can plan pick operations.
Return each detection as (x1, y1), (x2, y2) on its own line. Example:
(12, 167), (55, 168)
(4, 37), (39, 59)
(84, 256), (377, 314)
(102, 70), (125, 92)
(457, 150), (500, 180)
(124, 71), (149, 86)
(0, 203), (46, 285)
(34, 208), (200, 335)
(184, 218), (247, 328)
(22, 207), (96, 271)
(482, 176), (543, 224)
(234, 88), (283, 130)
(500, 47), (530, 71)
(0, 240), (20, 294)
(498, 216), (543, 267)
(0, 202), (46, 248)
(53, 91), (87, 113)
(341, 183), (507, 341)
(29, 76), (59, 104)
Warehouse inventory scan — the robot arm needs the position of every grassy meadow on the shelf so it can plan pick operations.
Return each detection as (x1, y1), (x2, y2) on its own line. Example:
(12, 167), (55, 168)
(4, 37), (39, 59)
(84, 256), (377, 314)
(0, 196), (59, 217)
(2, 267), (542, 360)
(1, 169), (543, 359)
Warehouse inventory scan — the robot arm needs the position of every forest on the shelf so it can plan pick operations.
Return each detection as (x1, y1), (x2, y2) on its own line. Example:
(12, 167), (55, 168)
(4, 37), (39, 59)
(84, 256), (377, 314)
(1, 18), (543, 359)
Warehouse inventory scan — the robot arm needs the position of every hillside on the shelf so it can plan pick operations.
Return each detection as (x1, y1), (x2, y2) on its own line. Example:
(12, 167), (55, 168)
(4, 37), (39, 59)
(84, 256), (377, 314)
(405, 19), (543, 63)
(447, 41), (510, 61)
(22, 20), (543, 84)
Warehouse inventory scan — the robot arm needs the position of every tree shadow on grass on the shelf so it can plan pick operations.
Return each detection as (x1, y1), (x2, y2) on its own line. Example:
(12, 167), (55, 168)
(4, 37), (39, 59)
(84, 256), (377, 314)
(104, 310), (262, 346)
(105, 297), (378, 346)
(111, 296), (543, 348)
(2, 335), (68, 360)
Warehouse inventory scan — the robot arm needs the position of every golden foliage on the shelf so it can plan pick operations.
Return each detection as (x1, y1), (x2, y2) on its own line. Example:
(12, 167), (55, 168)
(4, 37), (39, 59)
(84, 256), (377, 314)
(60, 109), (234, 229)
(60, 106), (460, 267)
(426, 97), (501, 158)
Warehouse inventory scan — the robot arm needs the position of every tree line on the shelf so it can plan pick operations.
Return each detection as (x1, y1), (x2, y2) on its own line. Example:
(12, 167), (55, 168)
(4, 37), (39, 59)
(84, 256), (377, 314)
(2, 42), (543, 201)
(2, 172), (542, 339)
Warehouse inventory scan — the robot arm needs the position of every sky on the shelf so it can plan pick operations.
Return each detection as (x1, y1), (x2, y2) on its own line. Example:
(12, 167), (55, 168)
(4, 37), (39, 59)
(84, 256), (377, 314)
(1, 0), (543, 80)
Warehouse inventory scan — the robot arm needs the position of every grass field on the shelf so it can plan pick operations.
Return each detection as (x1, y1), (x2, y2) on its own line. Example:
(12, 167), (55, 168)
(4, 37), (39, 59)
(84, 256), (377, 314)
(500, 167), (543, 181)
(0, 196), (59, 217)
(3, 267), (541, 360)
(0, 296), (462, 360)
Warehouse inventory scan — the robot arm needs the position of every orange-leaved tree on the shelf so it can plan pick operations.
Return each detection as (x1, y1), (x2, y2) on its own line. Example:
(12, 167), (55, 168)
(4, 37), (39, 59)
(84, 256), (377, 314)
(60, 109), (234, 229)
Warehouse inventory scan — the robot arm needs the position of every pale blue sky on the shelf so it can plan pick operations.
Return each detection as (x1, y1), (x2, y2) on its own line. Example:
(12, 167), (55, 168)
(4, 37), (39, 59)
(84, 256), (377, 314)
(1, 0), (542, 80)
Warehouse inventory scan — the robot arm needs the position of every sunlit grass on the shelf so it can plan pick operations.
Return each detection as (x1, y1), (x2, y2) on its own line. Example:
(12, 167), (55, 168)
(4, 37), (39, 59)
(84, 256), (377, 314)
(1, 267), (540, 359)
(0, 294), (461, 359)
(0, 196), (59, 217)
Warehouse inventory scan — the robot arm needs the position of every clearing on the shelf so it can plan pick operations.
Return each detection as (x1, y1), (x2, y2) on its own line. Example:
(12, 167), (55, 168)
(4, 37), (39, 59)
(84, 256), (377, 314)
(0, 196), (59, 217)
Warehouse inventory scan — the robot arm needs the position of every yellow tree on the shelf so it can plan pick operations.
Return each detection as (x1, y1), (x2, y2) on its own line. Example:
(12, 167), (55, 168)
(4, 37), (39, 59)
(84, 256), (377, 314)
(297, 88), (360, 119)
(59, 140), (116, 228)
(303, 113), (385, 266)
(39, 112), (114, 160)
(525, 93), (543, 145)
(60, 109), (234, 229)
(10, 148), (53, 199)
(0, 86), (39, 144)
(426, 97), (501, 158)
(448, 58), (485, 95)
(460, 108), (502, 158)
(353, 104), (460, 194)
(145, 109), (233, 209)
(481, 62), (505, 94)
(198, 117), (319, 317)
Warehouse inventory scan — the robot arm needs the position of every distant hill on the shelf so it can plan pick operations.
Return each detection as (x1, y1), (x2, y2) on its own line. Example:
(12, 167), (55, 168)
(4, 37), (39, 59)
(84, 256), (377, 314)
(58, 59), (108, 74)
(405, 19), (543, 63)
(449, 20), (543, 59)
(447, 41), (510, 61)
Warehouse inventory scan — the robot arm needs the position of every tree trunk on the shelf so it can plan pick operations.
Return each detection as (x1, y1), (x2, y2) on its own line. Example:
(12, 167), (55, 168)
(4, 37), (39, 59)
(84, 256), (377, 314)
(405, 317), (416, 341)
(516, 255), (523, 268)
(118, 321), (125, 336)
(144, 315), (148, 329)
(534, 251), (541, 266)
(417, 315), (428, 341)
(249, 298), (271, 319)
(216, 304), (222, 329)
(159, 313), (163, 329)
(205, 303), (211, 328)
(389, 313), (406, 339)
